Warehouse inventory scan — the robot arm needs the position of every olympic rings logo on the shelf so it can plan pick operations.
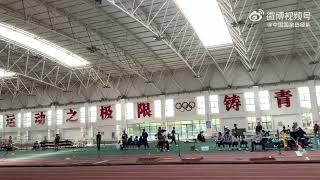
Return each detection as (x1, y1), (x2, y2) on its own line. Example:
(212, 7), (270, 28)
(175, 102), (196, 112)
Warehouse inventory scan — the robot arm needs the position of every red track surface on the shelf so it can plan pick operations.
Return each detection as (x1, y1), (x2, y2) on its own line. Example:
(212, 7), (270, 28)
(1, 151), (320, 166)
(0, 164), (319, 180)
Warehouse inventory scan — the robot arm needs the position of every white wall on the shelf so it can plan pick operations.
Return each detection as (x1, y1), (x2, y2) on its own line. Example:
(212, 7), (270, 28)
(0, 79), (319, 142)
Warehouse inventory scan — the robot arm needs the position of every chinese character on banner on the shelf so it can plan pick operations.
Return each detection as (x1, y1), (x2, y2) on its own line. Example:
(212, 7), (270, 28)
(274, 90), (293, 108)
(224, 95), (241, 111)
(66, 109), (78, 122)
(137, 102), (152, 118)
(34, 112), (46, 125)
(100, 105), (113, 120)
(6, 114), (15, 127)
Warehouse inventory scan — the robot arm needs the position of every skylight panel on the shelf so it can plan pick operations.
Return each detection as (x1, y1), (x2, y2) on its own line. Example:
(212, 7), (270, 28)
(0, 23), (90, 68)
(175, 0), (232, 47)
(0, 68), (15, 78)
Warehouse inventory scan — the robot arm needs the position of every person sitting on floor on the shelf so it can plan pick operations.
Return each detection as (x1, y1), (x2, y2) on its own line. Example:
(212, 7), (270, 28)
(239, 135), (248, 150)
(216, 132), (224, 150)
(251, 132), (265, 152)
(33, 141), (40, 151)
(223, 131), (232, 150)
(197, 131), (206, 142)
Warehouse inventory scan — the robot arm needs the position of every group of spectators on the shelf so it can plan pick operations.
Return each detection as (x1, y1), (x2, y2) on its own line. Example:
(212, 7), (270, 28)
(119, 127), (177, 152)
(120, 129), (149, 151)
(214, 124), (249, 151)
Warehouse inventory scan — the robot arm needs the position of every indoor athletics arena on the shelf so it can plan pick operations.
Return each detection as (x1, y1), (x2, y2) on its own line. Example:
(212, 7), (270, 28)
(0, 0), (319, 179)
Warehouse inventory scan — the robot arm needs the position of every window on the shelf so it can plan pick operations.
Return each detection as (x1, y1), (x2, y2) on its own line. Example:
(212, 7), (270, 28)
(196, 96), (205, 115)
(167, 120), (206, 139)
(89, 106), (97, 122)
(88, 126), (93, 138)
(0, 22), (89, 68)
(165, 99), (174, 117)
(261, 116), (272, 130)
(115, 104), (121, 121)
(47, 110), (52, 126)
(259, 90), (270, 110)
(316, 86), (320, 106)
(80, 107), (86, 124)
(244, 92), (255, 111)
(128, 122), (161, 140)
(247, 117), (256, 131)
(209, 95), (219, 113)
(24, 112), (31, 128)
(302, 113), (313, 128)
(175, 0), (232, 47)
(154, 100), (161, 118)
(0, 115), (3, 129)
(56, 109), (63, 125)
(17, 113), (21, 128)
(0, 68), (15, 78)
(125, 103), (134, 120)
(212, 118), (220, 131)
(298, 87), (311, 108)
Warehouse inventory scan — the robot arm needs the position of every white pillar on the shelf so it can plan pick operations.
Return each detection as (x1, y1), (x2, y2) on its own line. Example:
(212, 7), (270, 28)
(253, 86), (262, 122)
(49, 105), (56, 141)
(308, 80), (319, 123)
(120, 99), (126, 131)
(160, 95), (166, 129)
(20, 109), (25, 143)
(80, 103), (89, 140)
(204, 91), (212, 136)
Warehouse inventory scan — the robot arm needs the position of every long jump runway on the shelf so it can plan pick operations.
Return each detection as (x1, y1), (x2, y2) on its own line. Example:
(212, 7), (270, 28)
(1, 150), (320, 166)
(0, 164), (318, 180)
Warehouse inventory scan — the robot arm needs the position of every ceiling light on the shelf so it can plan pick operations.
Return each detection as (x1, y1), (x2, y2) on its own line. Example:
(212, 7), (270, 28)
(86, 45), (99, 53)
(175, 0), (232, 47)
(0, 68), (16, 78)
(0, 23), (90, 68)
(103, 84), (111, 88)
(309, 61), (319, 65)
(152, 36), (162, 41)
(192, 74), (201, 78)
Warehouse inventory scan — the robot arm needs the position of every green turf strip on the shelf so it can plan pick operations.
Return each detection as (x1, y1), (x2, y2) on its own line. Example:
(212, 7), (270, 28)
(1, 141), (319, 160)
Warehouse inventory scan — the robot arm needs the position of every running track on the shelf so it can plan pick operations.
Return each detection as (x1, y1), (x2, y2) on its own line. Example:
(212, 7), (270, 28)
(0, 164), (318, 180)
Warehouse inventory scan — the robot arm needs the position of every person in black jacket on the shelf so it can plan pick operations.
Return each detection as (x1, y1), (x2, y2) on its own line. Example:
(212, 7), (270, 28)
(142, 129), (149, 149)
(170, 127), (177, 145)
(197, 131), (205, 142)
(96, 132), (102, 151)
(54, 134), (60, 151)
(255, 122), (263, 133)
